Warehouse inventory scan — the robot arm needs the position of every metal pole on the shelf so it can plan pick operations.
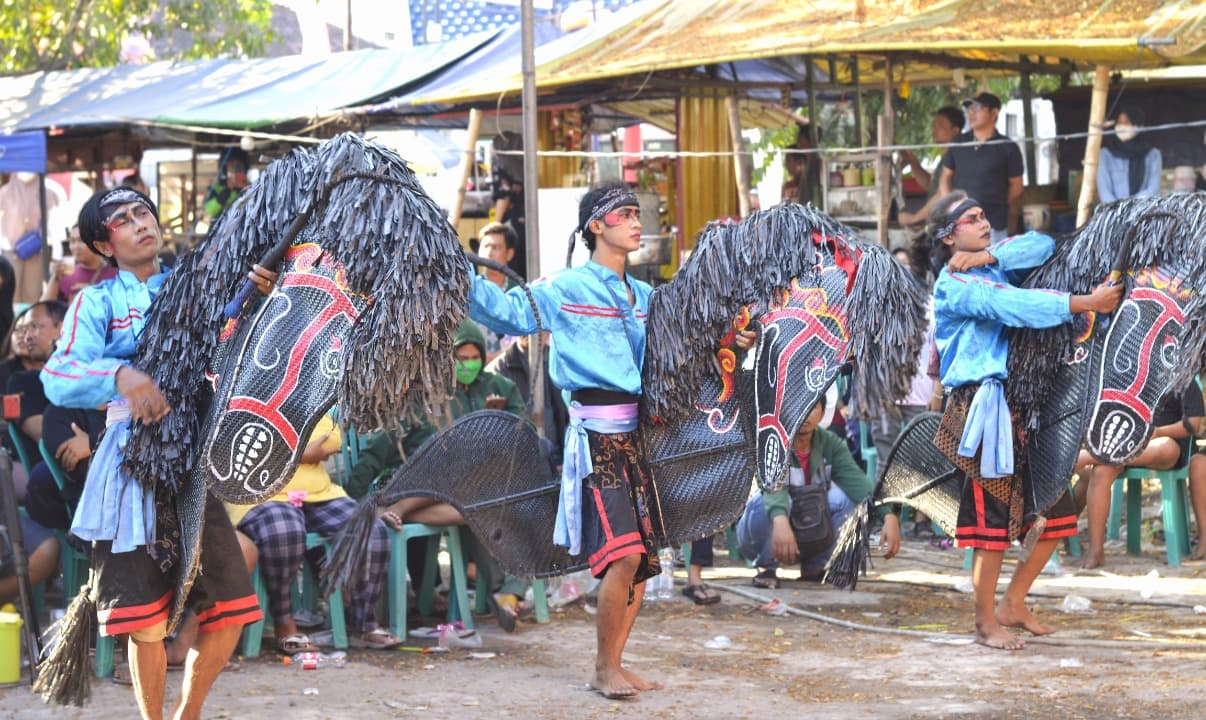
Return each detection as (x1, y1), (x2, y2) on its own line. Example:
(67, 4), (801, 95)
(520, 0), (544, 437)
(1077, 65), (1109, 228)
(38, 173), (49, 284)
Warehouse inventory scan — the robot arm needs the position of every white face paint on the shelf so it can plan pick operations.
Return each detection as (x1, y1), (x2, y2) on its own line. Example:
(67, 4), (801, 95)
(1115, 123), (1138, 142)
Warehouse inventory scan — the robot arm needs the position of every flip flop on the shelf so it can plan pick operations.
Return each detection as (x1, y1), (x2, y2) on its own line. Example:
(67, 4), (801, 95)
(349, 627), (404, 650)
(681, 583), (721, 605)
(487, 592), (519, 633)
(276, 633), (319, 654)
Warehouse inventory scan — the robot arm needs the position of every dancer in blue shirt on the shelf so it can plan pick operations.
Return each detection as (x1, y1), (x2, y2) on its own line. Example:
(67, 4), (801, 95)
(399, 184), (753, 698)
(929, 190), (1121, 650)
(40, 187), (274, 718)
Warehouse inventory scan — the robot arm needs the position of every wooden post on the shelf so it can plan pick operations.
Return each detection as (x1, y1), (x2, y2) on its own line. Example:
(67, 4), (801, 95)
(852, 58), (864, 148)
(1077, 64), (1110, 227)
(806, 56), (819, 203)
(725, 94), (752, 217)
(449, 108), (483, 231)
(878, 55), (894, 247)
(1020, 68), (1037, 186)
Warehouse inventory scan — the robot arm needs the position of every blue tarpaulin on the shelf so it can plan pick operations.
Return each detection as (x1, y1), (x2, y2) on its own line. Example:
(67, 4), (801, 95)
(0, 32), (496, 133)
(0, 131), (46, 173)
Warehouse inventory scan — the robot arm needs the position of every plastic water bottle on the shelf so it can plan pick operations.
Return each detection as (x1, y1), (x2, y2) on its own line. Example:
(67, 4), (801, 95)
(656, 548), (675, 600)
(288, 650), (347, 669)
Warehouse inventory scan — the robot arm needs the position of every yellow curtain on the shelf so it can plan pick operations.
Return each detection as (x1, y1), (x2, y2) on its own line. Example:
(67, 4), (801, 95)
(537, 110), (580, 188)
(675, 89), (737, 273)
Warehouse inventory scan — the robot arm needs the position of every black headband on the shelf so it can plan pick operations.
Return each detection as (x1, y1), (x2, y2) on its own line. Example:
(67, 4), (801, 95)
(582, 187), (639, 230)
(98, 187), (154, 221)
(934, 198), (981, 240)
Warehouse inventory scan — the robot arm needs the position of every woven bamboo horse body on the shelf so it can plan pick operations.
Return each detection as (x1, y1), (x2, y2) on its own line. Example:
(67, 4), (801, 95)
(322, 203), (928, 587)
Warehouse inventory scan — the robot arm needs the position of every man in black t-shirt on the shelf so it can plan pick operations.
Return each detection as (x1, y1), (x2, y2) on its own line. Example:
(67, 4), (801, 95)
(1073, 386), (1205, 569)
(938, 92), (1024, 241)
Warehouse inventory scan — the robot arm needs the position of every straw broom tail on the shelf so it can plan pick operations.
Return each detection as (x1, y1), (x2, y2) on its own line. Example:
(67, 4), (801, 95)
(319, 492), (381, 596)
(33, 583), (95, 707)
(823, 495), (875, 591)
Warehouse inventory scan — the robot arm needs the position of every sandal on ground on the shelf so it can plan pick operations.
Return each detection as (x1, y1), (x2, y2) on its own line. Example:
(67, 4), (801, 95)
(681, 583), (721, 605)
(751, 569), (780, 590)
(350, 627), (404, 650)
(276, 633), (319, 654)
(488, 592), (520, 633)
(111, 662), (133, 686)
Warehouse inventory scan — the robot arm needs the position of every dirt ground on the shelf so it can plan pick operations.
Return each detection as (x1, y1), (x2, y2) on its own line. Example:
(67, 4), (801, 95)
(3, 531), (1204, 720)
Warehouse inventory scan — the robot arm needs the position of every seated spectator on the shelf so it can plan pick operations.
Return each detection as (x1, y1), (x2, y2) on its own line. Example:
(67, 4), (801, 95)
(0, 512), (60, 606)
(226, 415), (401, 652)
(735, 393), (900, 587)
(1190, 443), (1206, 561)
(484, 332), (568, 469)
(23, 403), (105, 531)
(683, 536), (721, 605)
(2, 301), (66, 498)
(372, 320), (531, 631)
(475, 222), (520, 362)
(1074, 386), (1203, 569)
(41, 224), (118, 304)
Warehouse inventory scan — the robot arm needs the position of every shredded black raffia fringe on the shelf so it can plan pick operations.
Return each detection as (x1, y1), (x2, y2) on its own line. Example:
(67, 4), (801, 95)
(33, 584), (96, 707)
(123, 133), (469, 488)
(642, 203), (928, 425)
(1007, 192), (1206, 422)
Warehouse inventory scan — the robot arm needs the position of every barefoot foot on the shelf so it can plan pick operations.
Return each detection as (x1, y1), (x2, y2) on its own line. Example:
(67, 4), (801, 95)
(1079, 548), (1105, 570)
(590, 669), (638, 700)
(974, 621), (1025, 650)
(996, 602), (1056, 636)
(621, 667), (663, 692)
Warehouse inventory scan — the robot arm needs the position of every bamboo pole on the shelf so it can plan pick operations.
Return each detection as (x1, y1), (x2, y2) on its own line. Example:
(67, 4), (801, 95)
(725, 94), (752, 217)
(878, 55), (894, 247)
(449, 108), (483, 230)
(1020, 69), (1037, 186)
(1077, 64), (1110, 228)
(520, 0), (544, 438)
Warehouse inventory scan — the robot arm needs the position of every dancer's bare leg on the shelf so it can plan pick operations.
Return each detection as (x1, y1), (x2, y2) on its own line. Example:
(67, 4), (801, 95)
(128, 633), (168, 720)
(971, 549), (1023, 650)
(590, 553), (640, 699)
(406, 503), (466, 526)
(997, 538), (1058, 636)
(172, 624), (241, 720)
(617, 578), (662, 691)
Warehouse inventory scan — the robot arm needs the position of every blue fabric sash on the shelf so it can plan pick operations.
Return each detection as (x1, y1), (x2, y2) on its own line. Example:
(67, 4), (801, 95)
(554, 402), (639, 555)
(957, 379), (1014, 478)
(70, 414), (156, 553)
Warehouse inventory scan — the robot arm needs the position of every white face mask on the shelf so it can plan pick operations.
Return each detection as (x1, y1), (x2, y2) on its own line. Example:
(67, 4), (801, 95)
(1115, 124), (1138, 142)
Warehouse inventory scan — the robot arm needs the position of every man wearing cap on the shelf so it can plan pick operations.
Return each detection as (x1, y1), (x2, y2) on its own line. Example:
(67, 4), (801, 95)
(938, 92), (1024, 242)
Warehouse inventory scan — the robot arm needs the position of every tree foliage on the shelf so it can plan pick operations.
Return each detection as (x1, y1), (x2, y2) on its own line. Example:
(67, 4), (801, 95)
(1, 0), (275, 75)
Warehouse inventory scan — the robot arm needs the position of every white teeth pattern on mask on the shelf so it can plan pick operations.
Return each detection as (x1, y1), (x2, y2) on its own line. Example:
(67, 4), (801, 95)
(1097, 410), (1135, 460)
(231, 423), (273, 492)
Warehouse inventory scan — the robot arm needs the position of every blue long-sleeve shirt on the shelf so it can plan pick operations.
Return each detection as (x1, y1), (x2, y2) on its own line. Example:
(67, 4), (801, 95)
(1097, 145), (1162, 203)
(933, 232), (1072, 388)
(468, 260), (653, 395)
(42, 269), (168, 409)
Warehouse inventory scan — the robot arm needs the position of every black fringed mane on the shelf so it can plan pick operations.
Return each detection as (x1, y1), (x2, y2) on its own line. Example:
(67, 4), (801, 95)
(123, 133), (469, 488)
(1007, 192), (1206, 421)
(642, 203), (928, 424)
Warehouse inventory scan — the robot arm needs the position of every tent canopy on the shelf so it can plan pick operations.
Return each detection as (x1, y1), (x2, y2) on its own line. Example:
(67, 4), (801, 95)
(0, 131), (46, 173)
(0, 32), (496, 134)
(401, 0), (1205, 107)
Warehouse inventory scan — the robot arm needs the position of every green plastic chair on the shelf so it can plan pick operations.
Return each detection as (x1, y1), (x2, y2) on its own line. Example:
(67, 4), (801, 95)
(37, 438), (115, 678)
(1108, 466), (1192, 566)
(387, 523), (475, 639)
(239, 531), (348, 657)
